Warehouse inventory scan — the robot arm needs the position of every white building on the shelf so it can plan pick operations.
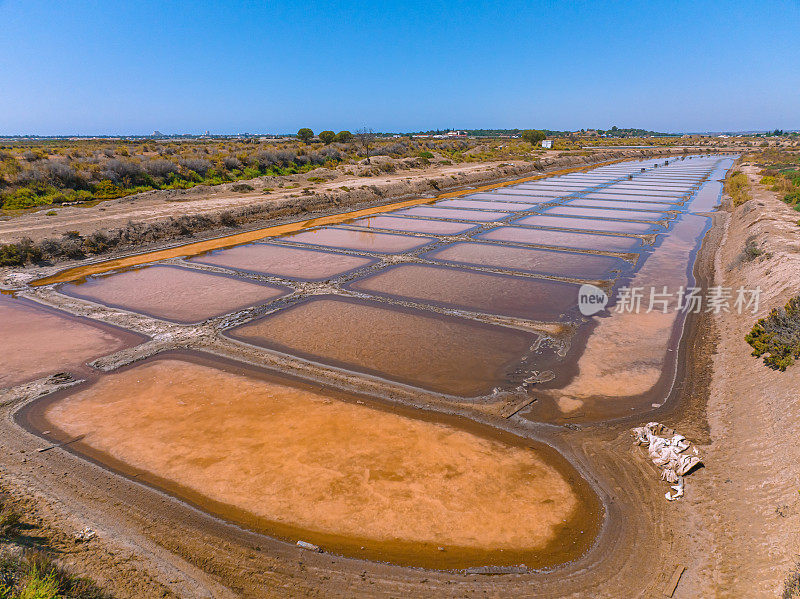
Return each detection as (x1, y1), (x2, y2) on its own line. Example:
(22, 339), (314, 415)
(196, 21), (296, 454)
(541, 139), (553, 148)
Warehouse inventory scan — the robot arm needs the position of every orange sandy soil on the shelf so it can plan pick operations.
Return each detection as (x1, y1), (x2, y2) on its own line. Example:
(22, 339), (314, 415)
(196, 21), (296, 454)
(41, 357), (588, 569)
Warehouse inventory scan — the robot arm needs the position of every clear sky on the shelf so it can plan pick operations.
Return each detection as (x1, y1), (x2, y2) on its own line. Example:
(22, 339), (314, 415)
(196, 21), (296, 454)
(1, 0), (798, 135)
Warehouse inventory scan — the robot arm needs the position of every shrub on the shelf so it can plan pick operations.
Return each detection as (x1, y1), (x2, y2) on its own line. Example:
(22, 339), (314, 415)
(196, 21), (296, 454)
(318, 131), (335, 145)
(230, 183), (254, 193)
(217, 211), (237, 227)
(785, 559), (800, 599)
(784, 191), (800, 205)
(418, 151), (434, 159)
(0, 502), (21, 538)
(725, 170), (751, 207)
(742, 239), (765, 261)
(0, 550), (112, 599)
(179, 158), (213, 176)
(143, 159), (178, 178)
(222, 156), (242, 170)
(745, 295), (800, 371)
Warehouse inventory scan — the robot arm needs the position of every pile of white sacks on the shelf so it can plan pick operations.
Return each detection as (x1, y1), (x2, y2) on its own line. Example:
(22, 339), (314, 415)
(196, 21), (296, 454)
(632, 422), (703, 501)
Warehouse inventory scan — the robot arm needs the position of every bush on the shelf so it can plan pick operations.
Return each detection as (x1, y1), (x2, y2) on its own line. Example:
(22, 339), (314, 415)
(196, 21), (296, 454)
(745, 295), (800, 371)
(179, 158), (213, 176)
(725, 170), (751, 207)
(230, 183), (254, 193)
(318, 131), (335, 145)
(0, 550), (112, 599)
(784, 191), (800, 205)
(0, 499), (21, 538)
(785, 559), (800, 599)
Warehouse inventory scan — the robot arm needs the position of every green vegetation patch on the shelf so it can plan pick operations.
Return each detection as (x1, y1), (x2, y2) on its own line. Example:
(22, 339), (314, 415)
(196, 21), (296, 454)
(745, 295), (800, 371)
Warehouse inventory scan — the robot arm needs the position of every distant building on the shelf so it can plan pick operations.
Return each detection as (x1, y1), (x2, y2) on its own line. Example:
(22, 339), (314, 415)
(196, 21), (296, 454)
(541, 139), (553, 148)
(446, 130), (467, 137)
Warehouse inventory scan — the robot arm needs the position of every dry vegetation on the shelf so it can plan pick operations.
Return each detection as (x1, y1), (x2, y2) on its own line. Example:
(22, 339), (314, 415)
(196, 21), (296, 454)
(1, 492), (109, 599)
(0, 136), (547, 214)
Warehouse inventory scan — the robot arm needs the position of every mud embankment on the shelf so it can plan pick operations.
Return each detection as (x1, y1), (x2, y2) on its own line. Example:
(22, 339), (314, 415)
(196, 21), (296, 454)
(673, 161), (800, 598)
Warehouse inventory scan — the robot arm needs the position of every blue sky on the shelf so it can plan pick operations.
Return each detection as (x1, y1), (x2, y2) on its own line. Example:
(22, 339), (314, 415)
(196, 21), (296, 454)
(0, 0), (798, 135)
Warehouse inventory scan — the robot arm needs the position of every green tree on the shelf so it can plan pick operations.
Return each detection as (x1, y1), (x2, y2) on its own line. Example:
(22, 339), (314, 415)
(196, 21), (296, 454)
(521, 129), (546, 145)
(297, 128), (314, 144)
(335, 130), (353, 143)
(319, 130), (336, 145)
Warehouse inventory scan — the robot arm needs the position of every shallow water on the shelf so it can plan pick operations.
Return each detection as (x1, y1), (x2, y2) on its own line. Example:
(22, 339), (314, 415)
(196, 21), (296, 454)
(346, 264), (580, 320)
(282, 227), (435, 253)
(581, 192), (684, 204)
(563, 199), (677, 211)
(434, 198), (541, 211)
(33, 354), (598, 569)
(226, 296), (540, 396)
(190, 243), (376, 280)
(59, 265), (289, 323)
(513, 214), (655, 234)
(477, 226), (643, 252)
(0, 295), (143, 388)
(392, 206), (511, 221)
(425, 241), (628, 279)
(525, 213), (712, 421)
(484, 188), (575, 198)
(539, 206), (668, 221)
(348, 215), (478, 235)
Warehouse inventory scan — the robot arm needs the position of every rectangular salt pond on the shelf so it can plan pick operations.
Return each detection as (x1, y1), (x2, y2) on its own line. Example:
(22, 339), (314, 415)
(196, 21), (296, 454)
(281, 227), (435, 253)
(479, 189), (574, 198)
(346, 263), (579, 321)
(25, 352), (597, 569)
(392, 206), (511, 222)
(538, 206), (667, 221)
(513, 214), (655, 234)
(348, 215), (478, 235)
(563, 199), (678, 211)
(463, 192), (556, 203)
(59, 265), (290, 324)
(581, 192), (684, 204)
(424, 241), (628, 279)
(477, 226), (643, 252)
(226, 296), (540, 396)
(0, 295), (144, 389)
(434, 199), (540, 211)
(189, 243), (377, 281)
(600, 187), (686, 198)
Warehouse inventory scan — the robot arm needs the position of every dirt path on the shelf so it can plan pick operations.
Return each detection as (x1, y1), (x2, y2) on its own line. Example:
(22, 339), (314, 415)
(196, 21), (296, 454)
(675, 164), (800, 598)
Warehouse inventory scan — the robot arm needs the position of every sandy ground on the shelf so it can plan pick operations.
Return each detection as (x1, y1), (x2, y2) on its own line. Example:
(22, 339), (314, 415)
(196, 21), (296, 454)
(7, 149), (796, 598)
(674, 163), (800, 598)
